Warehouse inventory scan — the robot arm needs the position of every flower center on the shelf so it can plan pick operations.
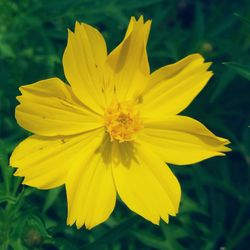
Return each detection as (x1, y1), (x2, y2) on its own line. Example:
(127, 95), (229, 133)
(104, 101), (143, 142)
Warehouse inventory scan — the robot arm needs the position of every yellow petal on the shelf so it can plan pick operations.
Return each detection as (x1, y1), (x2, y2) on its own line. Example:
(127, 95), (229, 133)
(124, 16), (150, 42)
(10, 128), (104, 189)
(112, 141), (181, 224)
(66, 136), (116, 229)
(146, 54), (203, 90)
(63, 22), (107, 113)
(105, 16), (151, 102)
(16, 78), (103, 136)
(140, 54), (213, 117)
(138, 115), (231, 165)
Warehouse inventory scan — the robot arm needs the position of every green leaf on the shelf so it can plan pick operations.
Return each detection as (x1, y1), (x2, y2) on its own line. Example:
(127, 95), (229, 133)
(83, 215), (141, 250)
(118, 0), (164, 9)
(210, 68), (236, 103)
(0, 139), (13, 194)
(192, 1), (204, 50)
(130, 230), (167, 250)
(234, 12), (250, 27)
(43, 187), (62, 213)
(181, 194), (208, 216)
(223, 62), (250, 81)
(44, 237), (78, 250)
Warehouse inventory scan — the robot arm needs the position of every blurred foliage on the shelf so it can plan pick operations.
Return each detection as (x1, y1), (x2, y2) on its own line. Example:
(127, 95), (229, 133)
(0, 0), (250, 249)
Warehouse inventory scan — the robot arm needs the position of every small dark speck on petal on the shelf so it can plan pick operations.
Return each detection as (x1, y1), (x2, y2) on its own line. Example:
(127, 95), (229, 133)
(61, 139), (66, 144)
(137, 95), (143, 104)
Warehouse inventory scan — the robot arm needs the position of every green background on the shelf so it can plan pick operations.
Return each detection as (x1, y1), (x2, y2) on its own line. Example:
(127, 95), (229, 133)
(0, 0), (250, 249)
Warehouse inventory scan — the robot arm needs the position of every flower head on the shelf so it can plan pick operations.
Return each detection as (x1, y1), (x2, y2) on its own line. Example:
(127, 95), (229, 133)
(10, 16), (230, 229)
(104, 101), (143, 142)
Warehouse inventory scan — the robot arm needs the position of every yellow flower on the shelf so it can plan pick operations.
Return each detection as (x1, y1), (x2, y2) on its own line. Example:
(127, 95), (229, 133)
(10, 16), (230, 229)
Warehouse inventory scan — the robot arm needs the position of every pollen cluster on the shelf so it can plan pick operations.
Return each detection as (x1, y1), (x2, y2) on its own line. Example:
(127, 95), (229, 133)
(104, 101), (143, 142)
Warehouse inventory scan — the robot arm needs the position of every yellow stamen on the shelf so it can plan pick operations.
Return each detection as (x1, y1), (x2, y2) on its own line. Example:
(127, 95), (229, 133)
(104, 101), (143, 142)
